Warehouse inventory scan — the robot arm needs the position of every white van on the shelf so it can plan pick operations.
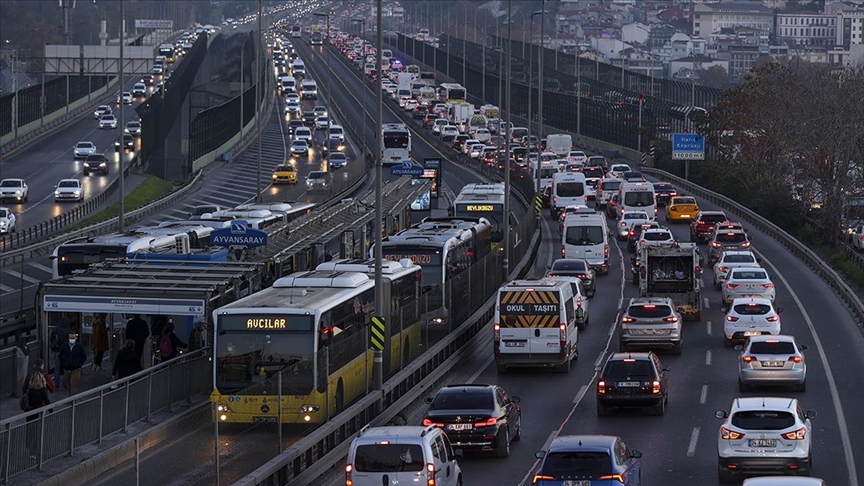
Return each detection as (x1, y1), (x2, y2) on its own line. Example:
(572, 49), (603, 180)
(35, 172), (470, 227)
(551, 172), (588, 216)
(617, 181), (657, 219)
(300, 79), (317, 99)
(346, 425), (463, 486)
(279, 76), (296, 93)
(545, 134), (573, 157)
(494, 279), (580, 373)
(596, 177), (622, 209)
(561, 212), (609, 274)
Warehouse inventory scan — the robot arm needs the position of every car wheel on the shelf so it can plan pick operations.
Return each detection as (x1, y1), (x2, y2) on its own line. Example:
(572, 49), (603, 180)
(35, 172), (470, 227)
(512, 415), (522, 441)
(653, 397), (666, 416)
(558, 354), (571, 374)
(495, 427), (510, 458)
(597, 400), (609, 416)
(724, 337), (734, 348)
(718, 464), (736, 484)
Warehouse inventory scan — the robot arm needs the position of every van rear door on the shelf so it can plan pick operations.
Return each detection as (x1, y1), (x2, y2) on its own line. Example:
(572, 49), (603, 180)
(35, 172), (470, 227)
(498, 290), (561, 359)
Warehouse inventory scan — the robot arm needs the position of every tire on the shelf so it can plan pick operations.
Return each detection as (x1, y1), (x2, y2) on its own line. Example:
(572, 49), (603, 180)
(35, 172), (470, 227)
(718, 465), (736, 484)
(495, 427), (511, 458)
(597, 400), (609, 416)
(724, 337), (734, 348)
(653, 397), (666, 416)
(512, 415), (522, 442)
(558, 355), (571, 374)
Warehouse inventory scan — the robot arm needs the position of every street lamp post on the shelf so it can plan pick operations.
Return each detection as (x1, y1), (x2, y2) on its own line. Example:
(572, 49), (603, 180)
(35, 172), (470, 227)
(118, 0), (126, 231)
(373, 0), (384, 401)
(314, 12), (331, 147)
(255, 0), (263, 203)
(558, 29), (581, 136)
(504, 0), (512, 277)
(535, 2), (546, 213)
(527, 12), (537, 146)
(353, 18), (367, 150)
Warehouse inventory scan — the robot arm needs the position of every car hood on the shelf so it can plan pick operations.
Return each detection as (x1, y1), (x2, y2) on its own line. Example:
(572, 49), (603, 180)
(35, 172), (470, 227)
(56, 187), (80, 193)
(0, 187), (23, 193)
(0, 215), (12, 223)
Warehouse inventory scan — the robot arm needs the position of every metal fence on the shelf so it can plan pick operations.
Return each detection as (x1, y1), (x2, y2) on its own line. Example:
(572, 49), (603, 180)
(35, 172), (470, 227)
(0, 75), (113, 139)
(0, 348), (211, 482)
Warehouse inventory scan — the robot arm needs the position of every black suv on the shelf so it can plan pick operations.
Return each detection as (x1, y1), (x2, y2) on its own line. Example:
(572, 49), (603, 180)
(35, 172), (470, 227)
(627, 221), (661, 253)
(547, 258), (596, 298)
(302, 111), (317, 126)
(287, 119), (303, 136)
(596, 352), (670, 416)
(114, 134), (134, 152)
(653, 182), (677, 207)
(423, 384), (522, 458)
(83, 153), (109, 175)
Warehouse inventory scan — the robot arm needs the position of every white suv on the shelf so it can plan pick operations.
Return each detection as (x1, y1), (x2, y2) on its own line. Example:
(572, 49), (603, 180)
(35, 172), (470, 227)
(346, 425), (463, 486)
(715, 397), (816, 483)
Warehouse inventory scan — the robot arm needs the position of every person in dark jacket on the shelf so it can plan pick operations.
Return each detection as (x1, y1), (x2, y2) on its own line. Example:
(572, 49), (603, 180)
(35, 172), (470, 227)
(158, 322), (188, 361)
(113, 339), (143, 380)
(125, 314), (150, 360)
(24, 360), (51, 459)
(58, 332), (87, 396)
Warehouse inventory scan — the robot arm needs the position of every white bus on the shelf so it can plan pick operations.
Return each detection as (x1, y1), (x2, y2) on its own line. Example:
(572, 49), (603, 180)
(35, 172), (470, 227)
(438, 83), (466, 103)
(382, 123), (411, 165)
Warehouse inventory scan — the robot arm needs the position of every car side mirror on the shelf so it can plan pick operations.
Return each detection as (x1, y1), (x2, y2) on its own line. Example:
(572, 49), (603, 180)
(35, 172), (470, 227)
(776, 307), (784, 314)
(452, 448), (464, 458)
(799, 344), (809, 351)
(424, 397), (433, 404)
(663, 366), (671, 371)
(510, 396), (522, 404)
(715, 410), (728, 419)
(734, 344), (743, 351)
(756, 258), (763, 263)
(630, 450), (643, 458)
(594, 365), (602, 372)
(805, 410), (817, 419)
(534, 451), (546, 459)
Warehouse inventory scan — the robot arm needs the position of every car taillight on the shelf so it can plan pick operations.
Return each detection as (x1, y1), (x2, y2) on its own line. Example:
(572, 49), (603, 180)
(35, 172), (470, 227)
(622, 316), (636, 323)
(422, 418), (444, 427)
(426, 462), (437, 486)
(597, 474), (625, 484)
(620, 221), (627, 227)
(663, 316), (679, 323)
(742, 355), (755, 363)
(766, 315), (780, 322)
(781, 427), (807, 440)
(604, 245), (609, 257)
(741, 241), (751, 248)
(345, 464), (353, 486)
(669, 206), (677, 212)
(761, 284), (774, 289)
(727, 284), (740, 290)
(711, 242), (722, 248)
(789, 355), (803, 363)
(695, 220), (703, 226)
(718, 266), (728, 273)
(597, 380), (606, 394)
(721, 426), (745, 440)
(474, 417), (497, 427)
(726, 315), (739, 322)
(628, 230), (635, 237)
(561, 246), (566, 257)
(533, 475), (555, 484)
(577, 274), (588, 279)
(652, 380), (661, 394)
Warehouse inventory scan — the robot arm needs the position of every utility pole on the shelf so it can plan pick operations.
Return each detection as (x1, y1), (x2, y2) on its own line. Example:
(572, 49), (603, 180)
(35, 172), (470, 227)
(256, 0), (263, 203)
(11, 49), (17, 141)
(503, 0), (512, 277)
(118, 0), (126, 232)
(527, 14), (535, 144)
(373, 0), (384, 402)
(535, 2), (546, 215)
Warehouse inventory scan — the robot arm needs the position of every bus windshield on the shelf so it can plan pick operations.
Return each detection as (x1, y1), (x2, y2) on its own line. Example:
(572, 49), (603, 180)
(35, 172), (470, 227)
(383, 250), (442, 288)
(454, 205), (504, 242)
(383, 133), (409, 148)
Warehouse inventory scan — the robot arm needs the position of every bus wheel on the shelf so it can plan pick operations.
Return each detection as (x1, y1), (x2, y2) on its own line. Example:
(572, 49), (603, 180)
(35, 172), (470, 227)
(335, 379), (344, 411)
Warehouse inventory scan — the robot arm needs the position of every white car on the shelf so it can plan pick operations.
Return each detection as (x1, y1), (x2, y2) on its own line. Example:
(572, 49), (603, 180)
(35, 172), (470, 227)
(0, 207), (16, 233)
(73, 141), (96, 159)
(722, 267), (775, 305)
(313, 106), (328, 118)
(742, 478), (825, 486)
(440, 125), (459, 140)
(293, 127), (312, 142)
(125, 121), (142, 136)
(403, 99), (418, 111)
(131, 83), (147, 97)
(737, 335), (807, 392)
(54, 178), (84, 202)
(328, 152), (348, 169)
(328, 125), (345, 143)
(151, 64), (164, 74)
(285, 101), (301, 114)
(0, 179), (29, 203)
(99, 114), (118, 129)
(117, 92), (133, 105)
(715, 397), (815, 482)
(94, 105), (113, 119)
(609, 163), (632, 179)
(567, 151), (588, 165)
(290, 139), (309, 156)
(285, 93), (300, 103)
(723, 297), (781, 347)
(637, 228), (676, 249)
(466, 142), (484, 159)
(315, 116), (330, 130)
(616, 211), (650, 240)
(473, 128), (491, 143)
(461, 139), (480, 155)
(713, 250), (760, 289)
(849, 223), (864, 250)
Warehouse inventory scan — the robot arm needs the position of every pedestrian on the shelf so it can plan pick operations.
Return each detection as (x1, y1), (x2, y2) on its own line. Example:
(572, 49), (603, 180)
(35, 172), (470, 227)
(14, 338), (30, 398)
(125, 314), (150, 361)
(58, 332), (87, 396)
(113, 339), (142, 380)
(158, 321), (188, 362)
(90, 313), (109, 372)
(22, 359), (52, 459)
(49, 315), (71, 391)
(188, 321), (207, 352)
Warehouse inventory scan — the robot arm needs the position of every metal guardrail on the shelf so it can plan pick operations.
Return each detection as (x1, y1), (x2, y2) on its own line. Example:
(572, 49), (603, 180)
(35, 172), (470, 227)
(0, 348), (210, 482)
(642, 167), (864, 327)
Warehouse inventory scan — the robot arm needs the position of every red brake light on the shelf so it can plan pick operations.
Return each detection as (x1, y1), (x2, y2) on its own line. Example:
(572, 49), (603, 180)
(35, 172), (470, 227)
(597, 474), (625, 484)
(766, 315), (780, 322)
(761, 284), (774, 289)
(726, 315), (739, 322)
(643, 304), (656, 309)
(597, 380), (606, 394)
(663, 316), (679, 323)
(622, 316), (636, 323)
(474, 417), (498, 427)
(781, 427), (807, 440)
(721, 426), (745, 440)
(533, 475), (555, 484)
(651, 380), (661, 394)
(727, 283), (740, 290)
(742, 355), (755, 363)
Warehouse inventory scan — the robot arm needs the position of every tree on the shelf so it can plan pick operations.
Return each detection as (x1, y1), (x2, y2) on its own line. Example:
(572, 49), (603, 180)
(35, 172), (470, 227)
(701, 65), (731, 90)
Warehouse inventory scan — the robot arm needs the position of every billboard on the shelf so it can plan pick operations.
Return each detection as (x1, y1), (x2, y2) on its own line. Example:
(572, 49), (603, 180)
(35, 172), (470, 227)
(136, 19), (174, 29)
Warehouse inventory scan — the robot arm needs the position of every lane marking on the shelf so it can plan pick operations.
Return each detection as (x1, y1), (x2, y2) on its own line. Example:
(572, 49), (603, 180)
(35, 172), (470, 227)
(706, 320), (712, 336)
(705, 350), (712, 366)
(703, 297), (710, 309)
(467, 356), (492, 384)
(2, 269), (41, 284)
(0, 283), (15, 293)
(573, 385), (588, 404)
(699, 385), (708, 405)
(754, 248), (859, 485)
(686, 427), (700, 457)
(28, 261), (53, 275)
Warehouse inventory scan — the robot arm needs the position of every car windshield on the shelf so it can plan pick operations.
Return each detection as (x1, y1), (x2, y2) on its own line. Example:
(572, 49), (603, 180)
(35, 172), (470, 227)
(583, 167), (604, 179)
(604, 360), (655, 380)
(723, 255), (756, 264)
(0, 209), (8, 218)
(674, 197), (697, 205)
(429, 390), (493, 410)
(654, 183), (673, 192)
(128, 122), (139, 127)
(601, 180), (621, 191)
(732, 303), (772, 315)
(731, 270), (767, 280)
(623, 212), (648, 221)
(551, 260), (588, 273)
(77, 143), (92, 148)
(565, 226), (604, 246)
(274, 166), (294, 172)
(731, 411), (796, 430)
(1, 180), (22, 187)
(292, 141), (307, 147)
(86, 154), (106, 161)
(749, 341), (796, 354)
(643, 231), (672, 241)
(330, 154), (346, 160)
(354, 444), (424, 473)
(701, 213), (728, 223)
(628, 305), (672, 318)
(58, 181), (78, 188)
(716, 233), (747, 243)
(308, 172), (325, 179)
(541, 451), (613, 477)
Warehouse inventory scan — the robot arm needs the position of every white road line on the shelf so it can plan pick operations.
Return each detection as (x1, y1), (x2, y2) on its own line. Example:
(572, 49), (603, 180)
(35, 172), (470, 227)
(706, 320), (712, 335)
(705, 350), (712, 366)
(700, 385), (708, 405)
(573, 385), (588, 404)
(686, 427), (700, 457)
(703, 297), (710, 309)
(754, 248), (859, 485)
(28, 262), (53, 275)
(467, 356), (492, 384)
(0, 283), (15, 293)
(594, 351), (606, 368)
(2, 269), (41, 284)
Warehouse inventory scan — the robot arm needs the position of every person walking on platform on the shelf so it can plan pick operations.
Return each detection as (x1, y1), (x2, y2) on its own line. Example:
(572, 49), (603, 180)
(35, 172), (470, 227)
(113, 339), (143, 380)
(125, 314), (149, 361)
(158, 321), (188, 362)
(22, 359), (52, 459)
(49, 315), (70, 391)
(58, 333), (87, 396)
(90, 313), (109, 372)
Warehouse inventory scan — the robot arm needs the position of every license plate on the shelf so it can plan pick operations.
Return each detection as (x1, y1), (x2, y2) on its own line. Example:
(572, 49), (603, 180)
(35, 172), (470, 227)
(748, 439), (777, 448)
(744, 331), (761, 336)
(762, 361), (785, 367)
(504, 341), (526, 347)
(563, 481), (591, 486)
(448, 423), (472, 431)
(252, 416), (277, 424)
(617, 382), (641, 387)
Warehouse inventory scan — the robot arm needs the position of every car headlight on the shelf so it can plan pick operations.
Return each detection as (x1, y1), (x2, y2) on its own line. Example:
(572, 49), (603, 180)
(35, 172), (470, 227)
(14, 190), (21, 196)
(100, 162), (107, 167)
(73, 191), (81, 196)
(55, 191), (61, 196)
(0, 221), (7, 226)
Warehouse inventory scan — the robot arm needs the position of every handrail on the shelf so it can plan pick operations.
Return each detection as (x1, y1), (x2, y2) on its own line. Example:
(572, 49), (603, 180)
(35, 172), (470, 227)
(641, 167), (864, 327)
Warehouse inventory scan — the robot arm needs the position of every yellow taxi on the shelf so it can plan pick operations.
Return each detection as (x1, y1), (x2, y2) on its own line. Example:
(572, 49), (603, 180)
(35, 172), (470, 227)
(665, 195), (700, 222)
(271, 163), (297, 184)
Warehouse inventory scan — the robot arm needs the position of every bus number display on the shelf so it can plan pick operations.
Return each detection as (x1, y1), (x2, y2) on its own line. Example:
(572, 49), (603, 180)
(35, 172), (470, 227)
(246, 318), (287, 329)
(219, 314), (314, 332)
(384, 254), (433, 264)
(465, 205), (495, 212)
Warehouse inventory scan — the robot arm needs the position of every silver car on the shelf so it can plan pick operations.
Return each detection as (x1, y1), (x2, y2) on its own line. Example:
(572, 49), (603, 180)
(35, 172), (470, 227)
(713, 250), (760, 289)
(73, 141), (96, 159)
(54, 178), (84, 202)
(722, 267), (775, 306)
(736, 335), (806, 392)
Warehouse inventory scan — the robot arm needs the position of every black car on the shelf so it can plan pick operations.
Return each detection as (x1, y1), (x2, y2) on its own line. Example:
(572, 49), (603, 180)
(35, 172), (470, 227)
(114, 134), (134, 152)
(596, 351), (670, 416)
(287, 119), (304, 135)
(412, 104), (429, 119)
(302, 111), (317, 126)
(423, 384), (522, 458)
(321, 137), (345, 155)
(653, 182), (678, 207)
(83, 153), (109, 175)
(627, 221), (661, 253)
(547, 258), (596, 298)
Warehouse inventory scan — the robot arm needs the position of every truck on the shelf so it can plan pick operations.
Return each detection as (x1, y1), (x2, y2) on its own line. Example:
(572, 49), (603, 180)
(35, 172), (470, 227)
(633, 243), (702, 322)
(479, 104), (500, 119)
(450, 102), (474, 132)
(397, 72), (416, 88)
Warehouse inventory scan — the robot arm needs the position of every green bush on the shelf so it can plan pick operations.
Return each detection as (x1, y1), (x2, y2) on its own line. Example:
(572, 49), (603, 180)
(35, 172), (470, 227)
(70, 176), (174, 230)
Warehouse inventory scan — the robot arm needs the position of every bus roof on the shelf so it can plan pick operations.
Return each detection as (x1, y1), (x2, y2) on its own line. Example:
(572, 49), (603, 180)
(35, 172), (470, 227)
(315, 258), (419, 277)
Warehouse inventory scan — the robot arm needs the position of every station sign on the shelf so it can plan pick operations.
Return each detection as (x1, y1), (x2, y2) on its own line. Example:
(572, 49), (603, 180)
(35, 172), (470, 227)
(44, 295), (205, 315)
(672, 133), (705, 160)
(391, 160), (425, 177)
(211, 220), (268, 248)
